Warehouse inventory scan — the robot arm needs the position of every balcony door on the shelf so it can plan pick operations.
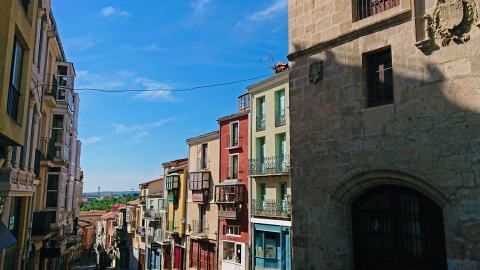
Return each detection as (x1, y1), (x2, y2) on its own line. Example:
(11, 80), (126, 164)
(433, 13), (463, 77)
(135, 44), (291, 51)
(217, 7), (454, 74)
(230, 154), (238, 179)
(257, 137), (266, 173)
(276, 133), (286, 171)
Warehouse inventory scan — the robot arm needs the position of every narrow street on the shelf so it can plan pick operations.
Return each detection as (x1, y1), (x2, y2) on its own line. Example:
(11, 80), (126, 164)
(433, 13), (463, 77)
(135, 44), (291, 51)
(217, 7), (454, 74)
(71, 256), (128, 270)
(71, 257), (97, 270)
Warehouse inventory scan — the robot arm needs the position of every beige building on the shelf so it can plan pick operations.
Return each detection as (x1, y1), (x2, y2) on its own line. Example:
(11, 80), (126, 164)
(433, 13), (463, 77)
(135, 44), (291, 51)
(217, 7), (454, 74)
(288, 0), (480, 269)
(185, 131), (220, 270)
(247, 65), (292, 270)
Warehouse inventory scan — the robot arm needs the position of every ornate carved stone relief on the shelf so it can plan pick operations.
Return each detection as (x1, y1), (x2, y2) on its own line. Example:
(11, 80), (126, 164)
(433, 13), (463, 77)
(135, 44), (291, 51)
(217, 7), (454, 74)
(425, 0), (480, 46)
(308, 61), (324, 83)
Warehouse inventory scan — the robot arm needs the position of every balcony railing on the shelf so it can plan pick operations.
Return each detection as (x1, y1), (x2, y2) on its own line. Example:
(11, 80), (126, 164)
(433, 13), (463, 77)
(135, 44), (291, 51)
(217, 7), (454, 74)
(357, 0), (399, 20)
(191, 220), (207, 234)
(147, 229), (167, 243)
(248, 155), (290, 176)
(252, 199), (291, 218)
(275, 110), (286, 126)
(256, 115), (266, 131)
(227, 134), (241, 148)
(196, 157), (209, 170)
(144, 209), (161, 219)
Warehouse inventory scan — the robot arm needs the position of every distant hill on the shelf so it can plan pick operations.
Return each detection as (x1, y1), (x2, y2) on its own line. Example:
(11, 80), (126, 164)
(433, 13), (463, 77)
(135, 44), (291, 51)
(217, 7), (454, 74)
(83, 191), (140, 198)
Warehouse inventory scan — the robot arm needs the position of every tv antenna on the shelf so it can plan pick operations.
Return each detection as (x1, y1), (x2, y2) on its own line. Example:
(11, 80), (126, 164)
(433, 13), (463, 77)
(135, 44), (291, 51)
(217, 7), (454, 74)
(260, 53), (275, 69)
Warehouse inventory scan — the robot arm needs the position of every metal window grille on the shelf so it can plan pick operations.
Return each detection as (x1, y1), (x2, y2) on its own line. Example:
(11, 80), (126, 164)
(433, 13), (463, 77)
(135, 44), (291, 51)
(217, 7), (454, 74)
(357, 0), (400, 20)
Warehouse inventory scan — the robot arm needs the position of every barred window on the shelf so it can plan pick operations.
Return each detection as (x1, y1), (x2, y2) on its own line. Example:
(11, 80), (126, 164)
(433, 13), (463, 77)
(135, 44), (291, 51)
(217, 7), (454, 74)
(356, 0), (400, 21)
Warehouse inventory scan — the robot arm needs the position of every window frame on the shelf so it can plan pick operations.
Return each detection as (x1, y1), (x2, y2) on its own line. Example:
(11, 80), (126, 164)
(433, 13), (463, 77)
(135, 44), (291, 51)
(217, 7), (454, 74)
(224, 225), (241, 236)
(366, 48), (393, 107)
(8, 36), (25, 120)
(45, 173), (59, 208)
(256, 96), (266, 131)
(354, 0), (400, 21)
(229, 121), (240, 148)
(275, 89), (286, 126)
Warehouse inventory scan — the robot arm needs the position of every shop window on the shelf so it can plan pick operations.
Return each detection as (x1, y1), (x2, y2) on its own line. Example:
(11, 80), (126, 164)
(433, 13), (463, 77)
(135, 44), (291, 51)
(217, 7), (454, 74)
(223, 241), (243, 264)
(255, 231), (278, 259)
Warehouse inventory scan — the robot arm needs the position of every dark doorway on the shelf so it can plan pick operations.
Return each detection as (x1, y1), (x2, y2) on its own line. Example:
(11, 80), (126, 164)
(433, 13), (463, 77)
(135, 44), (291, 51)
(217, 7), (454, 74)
(351, 185), (447, 270)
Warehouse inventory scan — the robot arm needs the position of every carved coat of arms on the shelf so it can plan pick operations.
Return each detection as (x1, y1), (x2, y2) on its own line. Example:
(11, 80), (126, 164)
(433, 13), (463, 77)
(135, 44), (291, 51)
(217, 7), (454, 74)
(427, 0), (479, 46)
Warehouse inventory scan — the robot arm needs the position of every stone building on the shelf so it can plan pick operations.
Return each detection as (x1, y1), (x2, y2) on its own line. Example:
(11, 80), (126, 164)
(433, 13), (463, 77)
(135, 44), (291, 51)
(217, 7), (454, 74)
(287, 0), (480, 269)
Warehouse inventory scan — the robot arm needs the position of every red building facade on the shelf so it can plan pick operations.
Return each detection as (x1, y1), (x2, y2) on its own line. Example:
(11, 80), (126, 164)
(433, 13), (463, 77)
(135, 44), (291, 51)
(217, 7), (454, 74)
(216, 93), (250, 270)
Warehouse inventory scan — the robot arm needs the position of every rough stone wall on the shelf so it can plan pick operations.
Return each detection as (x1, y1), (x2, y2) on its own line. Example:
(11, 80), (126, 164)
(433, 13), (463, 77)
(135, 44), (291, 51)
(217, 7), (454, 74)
(288, 0), (480, 269)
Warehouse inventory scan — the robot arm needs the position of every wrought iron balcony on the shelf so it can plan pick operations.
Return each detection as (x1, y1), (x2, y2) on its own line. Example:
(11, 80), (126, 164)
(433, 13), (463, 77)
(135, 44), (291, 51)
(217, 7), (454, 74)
(227, 134), (241, 148)
(143, 209), (161, 220)
(248, 155), (290, 176)
(147, 229), (167, 243)
(256, 115), (266, 131)
(275, 110), (286, 126)
(252, 199), (291, 218)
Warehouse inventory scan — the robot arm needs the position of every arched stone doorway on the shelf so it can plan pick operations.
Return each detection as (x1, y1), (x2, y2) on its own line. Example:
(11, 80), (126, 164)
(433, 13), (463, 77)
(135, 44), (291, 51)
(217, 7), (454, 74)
(351, 185), (447, 270)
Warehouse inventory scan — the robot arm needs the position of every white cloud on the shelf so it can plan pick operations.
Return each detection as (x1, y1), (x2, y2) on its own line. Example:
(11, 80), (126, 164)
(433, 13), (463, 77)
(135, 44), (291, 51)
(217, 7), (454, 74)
(247, 0), (287, 22)
(75, 70), (127, 90)
(75, 70), (176, 102)
(112, 124), (127, 134)
(191, 0), (212, 15)
(63, 35), (97, 51)
(101, 6), (130, 18)
(111, 118), (176, 142)
(133, 78), (175, 102)
(120, 44), (165, 52)
(81, 136), (102, 146)
(235, 0), (287, 30)
(132, 131), (149, 143)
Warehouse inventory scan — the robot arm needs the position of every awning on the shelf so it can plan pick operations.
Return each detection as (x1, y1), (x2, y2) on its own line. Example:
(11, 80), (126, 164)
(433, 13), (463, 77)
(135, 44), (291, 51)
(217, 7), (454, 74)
(0, 222), (17, 249)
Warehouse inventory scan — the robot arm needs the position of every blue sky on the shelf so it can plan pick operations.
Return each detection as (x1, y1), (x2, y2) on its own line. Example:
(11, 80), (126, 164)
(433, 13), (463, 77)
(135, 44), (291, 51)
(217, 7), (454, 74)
(51, 0), (288, 192)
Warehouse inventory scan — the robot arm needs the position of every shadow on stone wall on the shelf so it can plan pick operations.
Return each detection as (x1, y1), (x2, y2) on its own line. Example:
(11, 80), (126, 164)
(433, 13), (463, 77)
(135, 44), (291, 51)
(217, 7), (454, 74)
(287, 32), (480, 268)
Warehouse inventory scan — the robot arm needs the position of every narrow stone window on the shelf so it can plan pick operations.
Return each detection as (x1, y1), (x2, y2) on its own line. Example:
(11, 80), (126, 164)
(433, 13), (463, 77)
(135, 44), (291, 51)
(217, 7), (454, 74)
(366, 48), (393, 107)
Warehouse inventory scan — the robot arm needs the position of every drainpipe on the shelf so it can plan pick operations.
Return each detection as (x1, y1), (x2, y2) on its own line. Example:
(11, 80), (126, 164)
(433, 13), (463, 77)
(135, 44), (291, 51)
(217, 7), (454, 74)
(214, 227), (219, 270)
(248, 98), (254, 270)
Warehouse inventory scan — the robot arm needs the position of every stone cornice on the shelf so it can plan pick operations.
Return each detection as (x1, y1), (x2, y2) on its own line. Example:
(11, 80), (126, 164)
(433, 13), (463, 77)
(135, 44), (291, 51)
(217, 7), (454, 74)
(287, 10), (412, 61)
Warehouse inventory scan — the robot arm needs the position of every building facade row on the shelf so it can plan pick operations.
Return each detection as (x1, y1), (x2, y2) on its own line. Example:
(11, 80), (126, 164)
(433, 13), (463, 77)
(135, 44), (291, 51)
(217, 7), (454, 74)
(106, 63), (291, 270)
(0, 0), (83, 269)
